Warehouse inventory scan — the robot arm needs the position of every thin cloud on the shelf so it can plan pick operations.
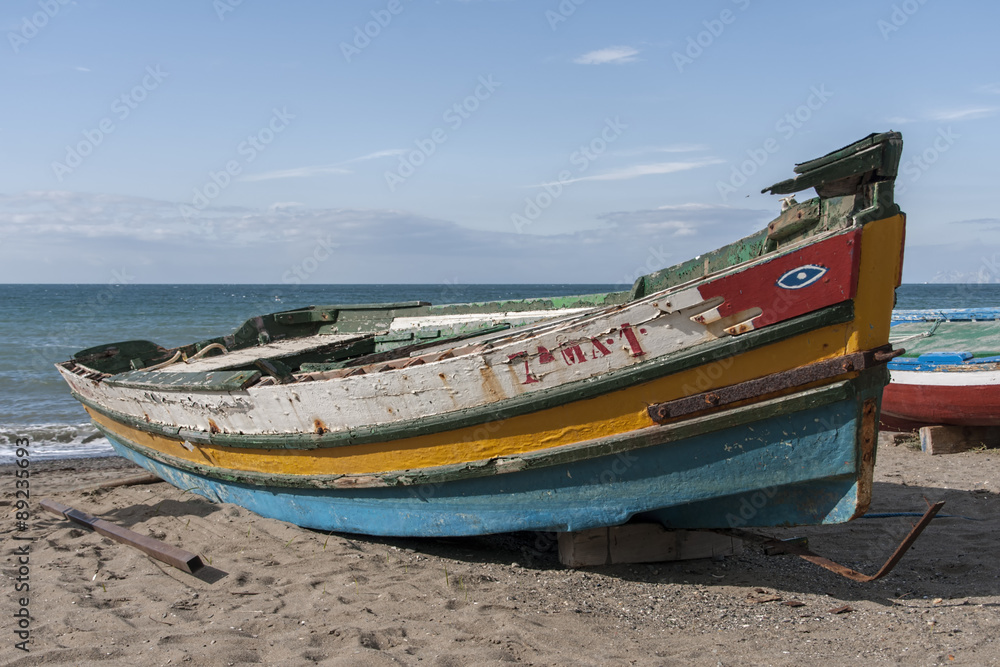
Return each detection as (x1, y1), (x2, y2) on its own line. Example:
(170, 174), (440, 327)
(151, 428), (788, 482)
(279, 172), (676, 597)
(241, 165), (352, 182)
(977, 83), (1000, 94)
(612, 144), (709, 156)
(888, 107), (998, 124)
(950, 217), (1000, 226)
(573, 46), (639, 65)
(536, 158), (723, 187)
(268, 201), (305, 211)
(342, 149), (408, 164)
(241, 148), (406, 182)
(929, 107), (997, 121)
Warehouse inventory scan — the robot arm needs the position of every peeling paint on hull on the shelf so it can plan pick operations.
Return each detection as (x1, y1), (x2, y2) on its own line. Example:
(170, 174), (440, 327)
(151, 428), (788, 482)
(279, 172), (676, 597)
(101, 369), (882, 536)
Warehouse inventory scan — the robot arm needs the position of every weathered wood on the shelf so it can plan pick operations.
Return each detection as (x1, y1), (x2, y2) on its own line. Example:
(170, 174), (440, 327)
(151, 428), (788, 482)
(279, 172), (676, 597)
(72, 473), (162, 493)
(107, 369), (261, 392)
(766, 197), (820, 241)
(762, 132), (902, 197)
(66, 302), (856, 450)
(40, 499), (204, 574)
(557, 523), (742, 567)
(919, 425), (1000, 455)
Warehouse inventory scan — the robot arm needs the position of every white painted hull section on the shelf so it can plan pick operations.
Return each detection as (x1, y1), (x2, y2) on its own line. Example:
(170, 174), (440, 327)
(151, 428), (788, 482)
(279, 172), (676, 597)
(61, 286), (737, 436)
(889, 367), (1000, 387)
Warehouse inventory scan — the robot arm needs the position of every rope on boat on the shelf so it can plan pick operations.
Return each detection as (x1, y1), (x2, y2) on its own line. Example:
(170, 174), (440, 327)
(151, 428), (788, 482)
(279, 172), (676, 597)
(142, 343), (228, 372)
(184, 343), (228, 363)
(888, 318), (943, 346)
(144, 351), (182, 371)
(861, 511), (983, 521)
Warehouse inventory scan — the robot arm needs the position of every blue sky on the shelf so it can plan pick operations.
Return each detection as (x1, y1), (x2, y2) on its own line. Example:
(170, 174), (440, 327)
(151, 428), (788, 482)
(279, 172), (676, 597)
(1, 0), (999, 285)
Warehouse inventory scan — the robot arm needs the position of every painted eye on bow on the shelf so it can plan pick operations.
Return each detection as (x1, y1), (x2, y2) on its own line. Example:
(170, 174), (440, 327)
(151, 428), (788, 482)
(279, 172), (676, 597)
(776, 264), (828, 290)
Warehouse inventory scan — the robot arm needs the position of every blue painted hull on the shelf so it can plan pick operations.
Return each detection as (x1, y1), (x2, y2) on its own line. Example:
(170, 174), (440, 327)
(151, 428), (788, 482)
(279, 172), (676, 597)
(103, 379), (877, 536)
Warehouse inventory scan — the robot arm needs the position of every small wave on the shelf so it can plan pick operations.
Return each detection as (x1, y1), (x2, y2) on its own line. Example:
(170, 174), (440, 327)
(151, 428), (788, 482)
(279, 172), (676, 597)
(0, 423), (116, 463)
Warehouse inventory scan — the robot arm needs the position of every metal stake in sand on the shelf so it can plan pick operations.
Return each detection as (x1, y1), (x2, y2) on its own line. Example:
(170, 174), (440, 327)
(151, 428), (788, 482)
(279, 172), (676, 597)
(40, 499), (204, 574)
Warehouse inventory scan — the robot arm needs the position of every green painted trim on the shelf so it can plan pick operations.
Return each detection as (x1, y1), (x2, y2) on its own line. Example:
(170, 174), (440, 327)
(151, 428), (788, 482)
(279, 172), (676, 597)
(92, 376), (858, 489)
(106, 369), (261, 392)
(75, 301), (855, 450)
(763, 132), (902, 195)
(631, 228), (770, 300)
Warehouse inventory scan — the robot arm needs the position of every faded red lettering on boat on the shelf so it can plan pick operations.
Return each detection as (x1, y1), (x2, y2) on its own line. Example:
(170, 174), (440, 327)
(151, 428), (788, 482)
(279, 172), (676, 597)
(619, 324), (645, 357)
(561, 345), (587, 365)
(508, 352), (539, 384)
(590, 338), (612, 358)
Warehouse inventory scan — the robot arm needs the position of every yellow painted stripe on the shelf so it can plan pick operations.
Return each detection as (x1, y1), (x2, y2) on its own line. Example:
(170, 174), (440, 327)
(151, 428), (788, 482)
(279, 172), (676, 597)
(91, 215), (904, 477)
(850, 213), (905, 352)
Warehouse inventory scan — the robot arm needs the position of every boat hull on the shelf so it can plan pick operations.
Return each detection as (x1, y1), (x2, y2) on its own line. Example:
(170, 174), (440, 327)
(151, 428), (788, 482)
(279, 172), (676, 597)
(882, 368), (1000, 428)
(94, 369), (884, 536)
(56, 132), (908, 538)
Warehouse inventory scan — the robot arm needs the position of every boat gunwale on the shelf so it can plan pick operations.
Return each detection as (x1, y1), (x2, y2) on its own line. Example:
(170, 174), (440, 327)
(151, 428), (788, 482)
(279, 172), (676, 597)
(69, 300), (856, 450)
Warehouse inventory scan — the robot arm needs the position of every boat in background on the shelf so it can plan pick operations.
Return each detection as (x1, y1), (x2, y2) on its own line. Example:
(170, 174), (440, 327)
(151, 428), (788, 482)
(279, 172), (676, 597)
(57, 132), (908, 538)
(882, 308), (1000, 430)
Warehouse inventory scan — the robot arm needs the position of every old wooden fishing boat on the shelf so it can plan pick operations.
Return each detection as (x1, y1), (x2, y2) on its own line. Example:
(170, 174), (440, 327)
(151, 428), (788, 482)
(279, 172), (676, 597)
(882, 308), (1000, 429)
(58, 132), (907, 538)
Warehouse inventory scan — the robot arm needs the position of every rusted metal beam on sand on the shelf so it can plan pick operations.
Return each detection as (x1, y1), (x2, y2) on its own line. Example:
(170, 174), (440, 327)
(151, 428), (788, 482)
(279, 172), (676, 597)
(722, 501), (945, 582)
(40, 499), (204, 574)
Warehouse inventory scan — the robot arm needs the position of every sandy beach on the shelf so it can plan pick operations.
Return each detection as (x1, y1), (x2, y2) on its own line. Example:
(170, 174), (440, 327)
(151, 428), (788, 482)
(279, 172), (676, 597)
(3, 433), (999, 666)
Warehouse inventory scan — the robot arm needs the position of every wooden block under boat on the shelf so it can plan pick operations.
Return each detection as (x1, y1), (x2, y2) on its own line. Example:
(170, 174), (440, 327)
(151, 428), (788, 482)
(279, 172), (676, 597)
(919, 425), (1000, 455)
(557, 523), (742, 567)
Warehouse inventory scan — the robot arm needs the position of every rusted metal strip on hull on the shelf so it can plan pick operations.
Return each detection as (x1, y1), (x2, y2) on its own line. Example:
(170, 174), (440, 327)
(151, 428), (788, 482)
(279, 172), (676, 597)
(647, 345), (903, 423)
(853, 398), (878, 519)
(724, 501), (944, 582)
